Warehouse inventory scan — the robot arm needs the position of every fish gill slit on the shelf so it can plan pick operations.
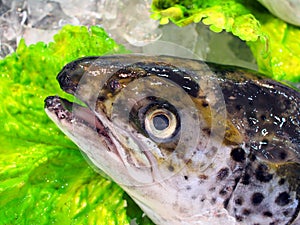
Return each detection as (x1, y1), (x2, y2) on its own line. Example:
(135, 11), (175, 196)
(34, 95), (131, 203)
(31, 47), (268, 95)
(223, 170), (243, 210)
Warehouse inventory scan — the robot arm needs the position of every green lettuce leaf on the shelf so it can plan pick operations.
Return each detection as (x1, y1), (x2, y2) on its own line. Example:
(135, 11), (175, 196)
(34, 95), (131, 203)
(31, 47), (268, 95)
(0, 25), (152, 224)
(151, 0), (300, 82)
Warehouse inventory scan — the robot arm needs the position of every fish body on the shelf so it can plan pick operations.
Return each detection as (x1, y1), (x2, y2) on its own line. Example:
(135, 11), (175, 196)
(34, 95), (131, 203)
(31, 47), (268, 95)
(45, 55), (300, 225)
(258, 0), (300, 26)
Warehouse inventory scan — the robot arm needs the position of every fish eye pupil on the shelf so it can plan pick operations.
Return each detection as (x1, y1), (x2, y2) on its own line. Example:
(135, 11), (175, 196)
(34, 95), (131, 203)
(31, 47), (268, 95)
(153, 114), (169, 131)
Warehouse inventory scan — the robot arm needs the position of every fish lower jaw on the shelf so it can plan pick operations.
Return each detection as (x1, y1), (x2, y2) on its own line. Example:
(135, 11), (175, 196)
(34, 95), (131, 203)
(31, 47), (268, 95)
(44, 96), (122, 159)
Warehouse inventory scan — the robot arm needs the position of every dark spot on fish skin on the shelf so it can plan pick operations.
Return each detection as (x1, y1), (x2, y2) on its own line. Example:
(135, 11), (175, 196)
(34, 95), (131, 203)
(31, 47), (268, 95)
(199, 174), (208, 180)
(283, 210), (290, 216)
(202, 127), (211, 135)
(191, 195), (197, 200)
(219, 188), (227, 196)
(261, 139), (269, 146)
(202, 101), (209, 107)
(211, 198), (216, 204)
(255, 164), (273, 182)
(279, 151), (287, 160)
(184, 175), (188, 180)
(186, 185), (191, 190)
(230, 147), (246, 162)
(98, 95), (106, 101)
(263, 211), (273, 217)
(251, 192), (264, 205)
(168, 165), (174, 172)
(209, 187), (216, 192)
(241, 173), (250, 185)
(236, 215), (243, 222)
(219, 189), (227, 195)
(275, 192), (291, 206)
(243, 209), (251, 216)
(260, 114), (267, 121)
(236, 104), (242, 110)
(235, 197), (244, 205)
(217, 168), (229, 181)
(278, 178), (285, 185)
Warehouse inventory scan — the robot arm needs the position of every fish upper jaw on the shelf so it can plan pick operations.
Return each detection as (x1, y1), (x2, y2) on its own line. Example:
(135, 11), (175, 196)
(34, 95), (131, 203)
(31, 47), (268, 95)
(56, 56), (100, 94)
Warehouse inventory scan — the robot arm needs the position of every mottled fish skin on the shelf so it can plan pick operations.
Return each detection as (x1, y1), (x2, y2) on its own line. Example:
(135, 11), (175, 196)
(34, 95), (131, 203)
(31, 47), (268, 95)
(45, 55), (300, 225)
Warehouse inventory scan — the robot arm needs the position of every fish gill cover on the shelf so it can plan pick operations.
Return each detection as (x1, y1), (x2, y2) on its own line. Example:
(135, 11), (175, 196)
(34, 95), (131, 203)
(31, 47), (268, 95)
(0, 1), (300, 224)
(151, 0), (300, 82)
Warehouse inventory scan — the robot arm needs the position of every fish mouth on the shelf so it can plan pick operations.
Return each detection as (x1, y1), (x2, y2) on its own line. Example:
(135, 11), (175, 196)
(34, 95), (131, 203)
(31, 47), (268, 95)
(44, 95), (119, 157)
(44, 95), (156, 186)
(44, 57), (123, 157)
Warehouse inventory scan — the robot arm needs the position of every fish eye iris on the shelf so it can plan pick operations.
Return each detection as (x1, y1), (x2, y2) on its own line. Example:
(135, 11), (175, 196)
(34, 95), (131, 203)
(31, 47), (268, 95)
(144, 108), (178, 141)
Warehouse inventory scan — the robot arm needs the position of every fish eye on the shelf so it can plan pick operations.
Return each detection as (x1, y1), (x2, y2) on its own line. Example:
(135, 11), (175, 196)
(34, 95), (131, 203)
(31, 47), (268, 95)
(144, 108), (179, 142)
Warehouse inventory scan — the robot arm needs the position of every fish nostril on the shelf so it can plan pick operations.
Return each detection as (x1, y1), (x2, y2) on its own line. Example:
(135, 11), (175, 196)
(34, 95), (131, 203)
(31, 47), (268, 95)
(56, 69), (66, 85)
(57, 69), (73, 92)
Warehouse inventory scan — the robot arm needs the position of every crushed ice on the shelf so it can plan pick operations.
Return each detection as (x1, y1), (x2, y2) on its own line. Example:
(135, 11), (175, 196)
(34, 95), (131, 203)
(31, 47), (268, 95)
(0, 0), (161, 58)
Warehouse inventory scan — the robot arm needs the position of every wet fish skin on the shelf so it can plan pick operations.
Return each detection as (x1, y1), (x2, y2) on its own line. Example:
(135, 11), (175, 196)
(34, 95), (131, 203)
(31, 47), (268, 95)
(45, 55), (300, 225)
(258, 0), (300, 26)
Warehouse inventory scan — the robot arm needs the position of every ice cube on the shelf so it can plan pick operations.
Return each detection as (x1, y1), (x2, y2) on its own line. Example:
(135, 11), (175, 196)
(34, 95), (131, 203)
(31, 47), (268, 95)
(0, 0), (9, 15)
(100, 0), (161, 46)
(28, 0), (79, 29)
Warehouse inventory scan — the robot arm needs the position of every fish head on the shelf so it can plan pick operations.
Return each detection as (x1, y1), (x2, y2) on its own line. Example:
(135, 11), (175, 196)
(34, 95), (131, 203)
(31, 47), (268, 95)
(45, 55), (300, 225)
(45, 55), (241, 224)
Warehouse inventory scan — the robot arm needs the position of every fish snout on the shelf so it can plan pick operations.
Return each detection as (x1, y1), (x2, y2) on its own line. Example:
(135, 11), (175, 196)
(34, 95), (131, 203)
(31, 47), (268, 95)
(57, 56), (100, 94)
